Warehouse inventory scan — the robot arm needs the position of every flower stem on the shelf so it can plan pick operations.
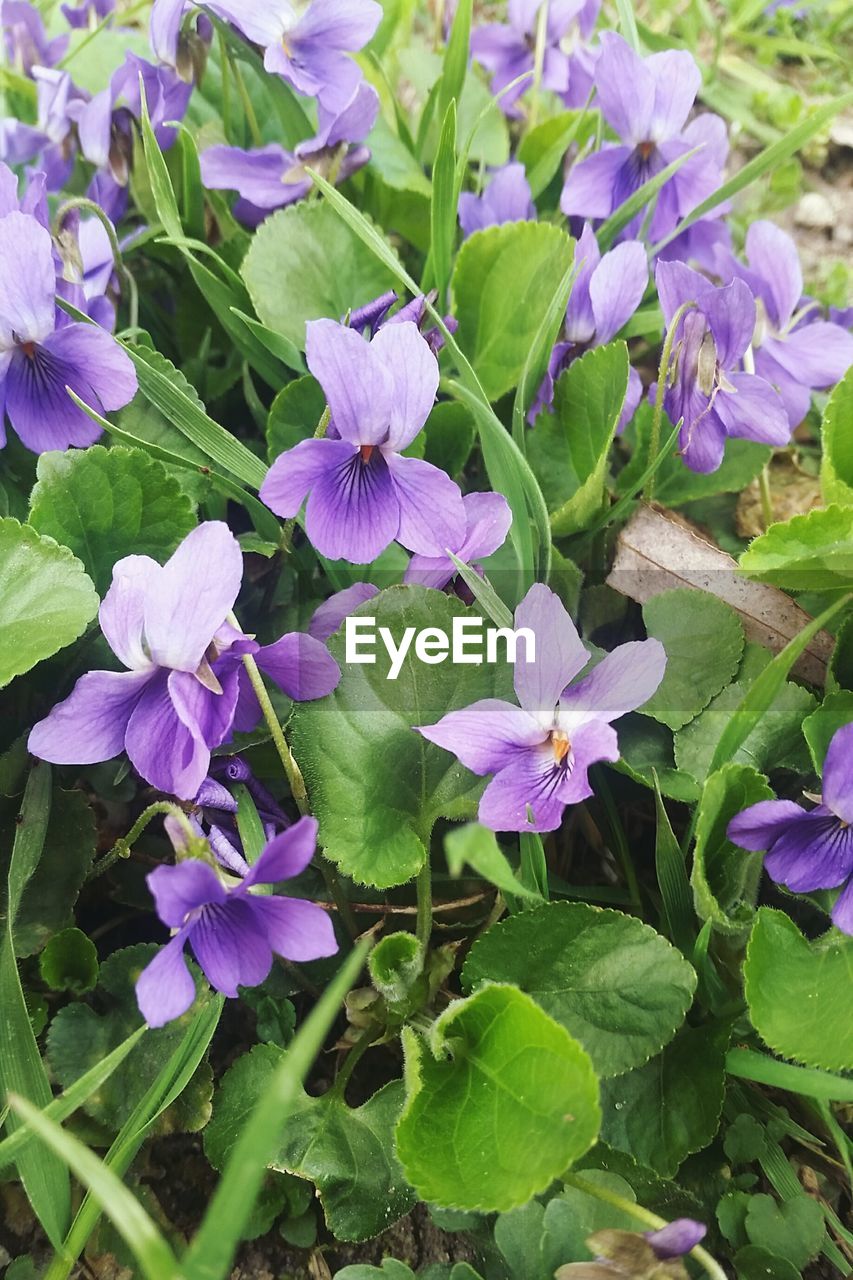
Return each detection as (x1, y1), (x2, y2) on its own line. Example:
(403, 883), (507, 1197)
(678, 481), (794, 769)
(528, 0), (550, 131)
(331, 1024), (377, 1099)
(240, 650), (310, 815)
(645, 300), (696, 502)
(88, 801), (193, 879)
(561, 1173), (728, 1280)
(53, 196), (139, 331)
(415, 859), (433, 953)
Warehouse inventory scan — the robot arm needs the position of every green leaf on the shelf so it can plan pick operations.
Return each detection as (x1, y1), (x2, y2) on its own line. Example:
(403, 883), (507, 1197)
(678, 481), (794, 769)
(266, 375), (326, 461)
(46, 945), (214, 1135)
(39, 928), (98, 995)
(28, 446), (196, 595)
(462, 902), (696, 1077)
(691, 764), (773, 936)
(431, 100), (458, 308)
(744, 909), (853, 1072)
(820, 365), (853, 505)
(614, 716), (700, 804)
(9, 786), (96, 958)
(527, 342), (629, 536)
(0, 519), (98, 689)
(640, 589), (744, 731)
(512, 253), (577, 445)
(444, 823), (542, 902)
(735, 1246), (801, 1280)
(745, 1193), (824, 1270)
(241, 201), (401, 350)
(599, 1023), (728, 1176)
(739, 505), (853, 593)
(653, 781), (694, 954)
(289, 586), (512, 889)
(675, 680), (815, 785)
(517, 111), (597, 200)
(452, 221), (574, 401)
(423, 401), (475, 478)
(396, 984), (601, 1210)
(802, 690), (853, 774)
(438, 0), (472, 124)
(0, 765), (71, 1248)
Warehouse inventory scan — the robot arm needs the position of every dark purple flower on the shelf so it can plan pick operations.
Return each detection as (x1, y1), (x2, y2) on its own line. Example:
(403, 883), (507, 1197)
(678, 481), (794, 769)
(61, 0), (114, 29)
(645, 1220), (706, 1260)
(532, 223), (648, 422)
(715, 220), (853, 428)
(458, 162), (535, 238)
(136, 816), (338, 1026)
(0, 210), (137, 453)
(28, 523), (340, 800)
(728, 724), (853, 935)
(561, 34), (727, 244)
(471, 0), (600, 117)
(655, 259), (790, 473)
(260, 319), (465, 564)
(308, 582), (381, 640)
(418, 584), (666, 832)
(404, 491), (512, 591)
(1, 0), (67, 73)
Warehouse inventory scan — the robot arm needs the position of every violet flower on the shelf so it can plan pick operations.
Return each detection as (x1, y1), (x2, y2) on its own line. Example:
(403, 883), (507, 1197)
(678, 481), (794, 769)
(560, 34), (727, 244)
(655, 259), (790, 474)
(136, 816), (338, 1027)
(558, 1217), (706, 1280)
(716, 220), (853, 428)
(728, 724), (853, 935)
(0, 210), (137, 453)
(404, 492), (512, 592)
(62, 0), (114, 29)
(28, 523), (340, 800)
(531, 223), (648, 422)
(1, 0), (67, 73)
(471, 0), (600, 117)
(418, 584), (666, 832)
(458, 162), (535, 239)
(260, 319), (465, 564)
(308, 583), (381, 640)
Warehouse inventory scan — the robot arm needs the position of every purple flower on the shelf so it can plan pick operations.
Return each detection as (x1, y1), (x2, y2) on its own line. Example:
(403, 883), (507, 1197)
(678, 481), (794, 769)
(728, 724), (853, 935)
(716, 220), (853, 428)
(404, 491), (512, 591)
(309, 582), (381, 640)
(418, 584), (666, 832)
(0, 210), (137, 453)
(28, 523), (340, 800)
(458, 162), (535, 238)
(560, 34), (727, 244)
(200, 79), (378, 226)
(655, 259), (790, 474)
(471, 0), (600, 117)
(559, 1217), (706, 1279)
(211, 0), (381, 108)
(1, 0), (67, 73)
(136, 816), (338, 1027)
(260, 319), (465, 564)
(532, 223), (648, 422)
(645, 1220), (707, 1260)
(61, 0), (114, 29)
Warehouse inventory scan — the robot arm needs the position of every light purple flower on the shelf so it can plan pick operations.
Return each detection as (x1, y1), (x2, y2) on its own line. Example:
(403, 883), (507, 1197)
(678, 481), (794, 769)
(727, 724), (853, 935)
(532, 223), (648, 422)
(28, 523), (340, 800)
(560, 34), (727, 244)
(136, 816), (338, 1027)
(655, 259), (790, 474)
(404, 491), (512, 591)
(61, 0), (114, 29)
(0, 210), (137, 453)
(471, 0), (600, 117)
(1, 0), (67, 73)
(645, 1219), (707, 1260)
(418, 584), (666, 832)
(308, 582), (380, 640)
(260, 319), (465, 564)
(716, 220), (853, 428)
(458, 162), (535, 239)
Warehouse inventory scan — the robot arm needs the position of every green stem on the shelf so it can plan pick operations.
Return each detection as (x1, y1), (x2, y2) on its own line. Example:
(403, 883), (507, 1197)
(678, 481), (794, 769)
(561, 1173), (729, 1280)
(759, 464), (774, 531)
(415, 859), (433, 952)
(88, 801), (194, 880)
(331, 1024), (377, 1099)
(230, 55), (263, 146)
(645, 300), (696, 502)
(594, 769), (641, 912)
(53, 197), (138, 330)
(527, 0), (550, 131)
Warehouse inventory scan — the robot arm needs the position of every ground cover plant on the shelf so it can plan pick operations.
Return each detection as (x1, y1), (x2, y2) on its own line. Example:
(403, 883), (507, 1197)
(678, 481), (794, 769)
(1, 0), (853, 1275)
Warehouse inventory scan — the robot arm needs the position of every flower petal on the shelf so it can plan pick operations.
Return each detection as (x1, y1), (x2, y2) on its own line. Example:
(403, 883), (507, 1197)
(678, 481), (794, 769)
(5, 344), (104, 453)
(647, 48), (701, 140)
(242, 816), (319, 887)
(831, 875), (853, 936)
(99, 554), (161, 671)
(595, 33), (654, 144)
(714, 373), (791, 447)
(744, 220), (802, 330)
(247, 894), (339, 962)
(646, 1219), (707, 1260)
(200, 143), (291, 209)
(417, 698), (546, 774)
(305, 318), (392, 444)
(369, 321), (439, 450)
(260, 436), (344, 518)
(589, 239), (649, 345)
(701, 278), (755, 369)
(0, 210), (55, 347)
(822, 723), (853, 825)
(560, 145), (630, 220)
(457, 491), (513, 562)
(289, 0), (381, 51)
(255, 631), (341, 701)
(124, 670), (209, 800)
(143, 522), (243, 672)
(765, 322), (853, 391)
(168, 667), (239, 752)
(764, 813), (853, 893)
(28, 669), (151, 765)
(305, 446), (400, 563)
(385, 453), (466, 556)
(308, 583), (380, 639)
(556, 719), (620, 805)
(135, 931), (197, 1028)
(146, 859), (226, 928)
(727, 799), (808, 851)
(478, 747), (568, 832)
(189, 899), (273, 997)
(558, 639), (667, 728)
(512, 583), (589, 718)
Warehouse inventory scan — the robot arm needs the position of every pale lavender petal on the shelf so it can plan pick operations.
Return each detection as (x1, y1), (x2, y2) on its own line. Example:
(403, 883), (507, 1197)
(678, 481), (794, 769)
(457, 491), (513, 562)
(290, 0), (381, 50)
(305, 318), (392, 444)
(150, 0), (188, 64)
(647, 1219), (707, 1260)
(143, 522), (243, 672)
(146, 859), (226, 927)
(714, 373), (791, 447)
(28, 669), (151, 764)
(478, 748), (568, 832)
(564, 223), (600, 344)
(560, 146), (630, 219)
(209, 0), (287, 45)
(247, 894), (339, 961)
(595, 33), (654, 143)
(744, 219), (802, 328)
(647, 49), (701, 140)
(0, 210), (55, 346)
(200, 143), (290, 208)
(125, 671), (209, 799)
(728, 799), (814, 852)
(71, 87), (112, 169)
(260, 437), (344, 518)
(403, 553), (457, 589)
(370, 321), (439, 450)
(764, 812), (853, 893)
(385, 453), (466, 556)
(822, 724), (853, 825)
(680, 404), (727, 474)
(459, 162), (535, 238)
(417, 699), (546, 774)
(756, 344), (820, 428)
(190, 898), (272, 997)
(45, 322), (137, 410)
(702, 279), (755, 369)
(766, 323), (853, 390)
(589, 239), (648, 345)
(556, 719), (620, 805)
(308, 583), (380, 639)
(241, 815), (319, 887)
(558, 639), (667, 728)
(513, 583), (589, 718)
(255, 631), (341, 700)
(135, 930), (196, 1027)
(831, 876), (853, 936)
(99, 555), (160, 672)
(655, 259), (711, 327)
(618, 366), (643, 433)
(305, 447), (399, 563)
(307, 77), (378, 148)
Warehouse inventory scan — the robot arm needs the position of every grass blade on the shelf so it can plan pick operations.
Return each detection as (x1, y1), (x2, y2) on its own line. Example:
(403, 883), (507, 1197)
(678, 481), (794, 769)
(0, 765), (71, 1248)
(447, 551), (514, 628)
(511, 255), (577, 445)
(10, 1095), (179, 1280)
(614, 0), (642, 51)
(653, 774), (694, 953)
(596, 146), (702, 250)
(438, 0), (472, 124)
(431, 100), (458, 310)
(726, 1048), (853, 1102)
